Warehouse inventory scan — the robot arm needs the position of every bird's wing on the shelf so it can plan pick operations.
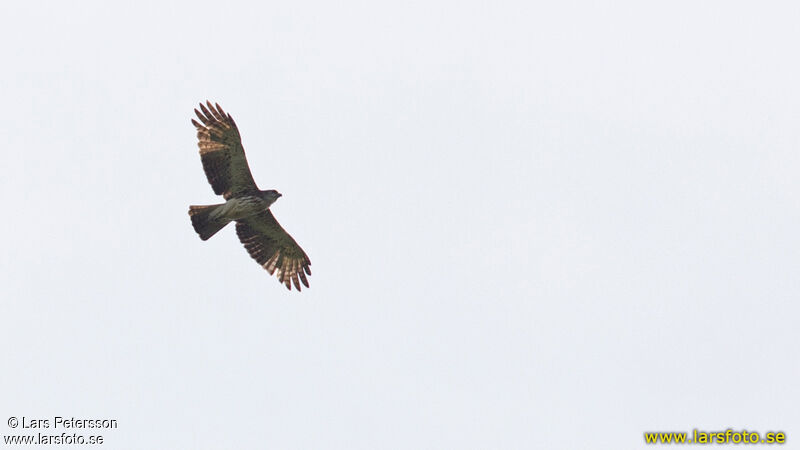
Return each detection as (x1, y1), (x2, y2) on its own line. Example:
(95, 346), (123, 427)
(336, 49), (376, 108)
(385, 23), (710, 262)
(191, 101), (258, 199)
(236, 211), (312, 291)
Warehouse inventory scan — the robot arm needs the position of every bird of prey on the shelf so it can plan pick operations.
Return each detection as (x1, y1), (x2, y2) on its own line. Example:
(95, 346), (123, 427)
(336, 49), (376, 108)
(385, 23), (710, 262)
(188, 101), (311, 291)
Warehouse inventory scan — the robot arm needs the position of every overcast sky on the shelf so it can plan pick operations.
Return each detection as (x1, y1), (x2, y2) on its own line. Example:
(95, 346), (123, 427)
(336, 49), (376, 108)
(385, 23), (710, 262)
(2, 1), (799, 448)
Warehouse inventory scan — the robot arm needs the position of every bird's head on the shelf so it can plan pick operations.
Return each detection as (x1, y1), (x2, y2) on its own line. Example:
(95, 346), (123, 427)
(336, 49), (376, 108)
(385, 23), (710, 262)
(260, 189), (282, 206)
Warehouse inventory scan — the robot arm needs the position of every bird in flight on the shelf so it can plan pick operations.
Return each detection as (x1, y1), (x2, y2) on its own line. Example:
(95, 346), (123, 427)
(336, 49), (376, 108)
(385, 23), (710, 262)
(188, 101), (311, 291)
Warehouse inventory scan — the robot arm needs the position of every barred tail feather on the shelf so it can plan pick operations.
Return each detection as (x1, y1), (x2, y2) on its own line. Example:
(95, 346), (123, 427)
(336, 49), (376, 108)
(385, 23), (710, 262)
(189, 204), (230, 240)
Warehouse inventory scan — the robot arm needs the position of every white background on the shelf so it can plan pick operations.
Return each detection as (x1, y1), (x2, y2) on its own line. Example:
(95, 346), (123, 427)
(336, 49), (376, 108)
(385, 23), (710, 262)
(2, 1), (798, 448)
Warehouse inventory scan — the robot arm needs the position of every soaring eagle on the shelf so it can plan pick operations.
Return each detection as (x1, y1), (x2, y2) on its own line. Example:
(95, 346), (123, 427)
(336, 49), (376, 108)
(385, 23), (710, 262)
(188, 101), (311, 291)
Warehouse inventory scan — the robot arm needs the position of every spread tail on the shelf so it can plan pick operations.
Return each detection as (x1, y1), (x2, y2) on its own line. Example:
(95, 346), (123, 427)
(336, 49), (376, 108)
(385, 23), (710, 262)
(189, 204), (230, 240)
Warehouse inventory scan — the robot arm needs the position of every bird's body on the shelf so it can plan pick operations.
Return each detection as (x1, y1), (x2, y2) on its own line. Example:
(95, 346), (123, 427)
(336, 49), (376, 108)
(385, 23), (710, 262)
(212, 193), (279, 221)
(188, 102), (311, 291)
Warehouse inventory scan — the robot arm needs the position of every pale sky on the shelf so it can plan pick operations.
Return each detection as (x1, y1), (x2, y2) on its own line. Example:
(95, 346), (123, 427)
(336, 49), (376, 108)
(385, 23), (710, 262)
(2, 1), (799, 448)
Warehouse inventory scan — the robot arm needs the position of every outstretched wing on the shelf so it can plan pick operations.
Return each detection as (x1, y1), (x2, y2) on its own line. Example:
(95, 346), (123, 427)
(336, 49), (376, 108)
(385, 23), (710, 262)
(236, 211), (312, 291)
(191, 101), (258, 199)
